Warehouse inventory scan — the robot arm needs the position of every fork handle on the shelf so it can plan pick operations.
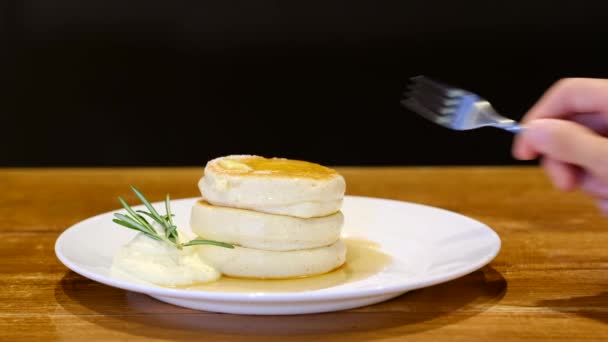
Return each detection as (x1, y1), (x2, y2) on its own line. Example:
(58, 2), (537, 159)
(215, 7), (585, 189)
(503, 123), (523, 134)
(494, 120), (523, 134)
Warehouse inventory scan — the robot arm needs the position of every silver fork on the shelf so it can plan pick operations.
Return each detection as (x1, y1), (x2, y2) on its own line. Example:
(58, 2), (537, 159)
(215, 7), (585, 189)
(401, 76), (522, 133)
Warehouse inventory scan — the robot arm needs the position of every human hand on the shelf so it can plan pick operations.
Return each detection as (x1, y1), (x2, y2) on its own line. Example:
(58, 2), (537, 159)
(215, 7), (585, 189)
(512, 78), (608, 212)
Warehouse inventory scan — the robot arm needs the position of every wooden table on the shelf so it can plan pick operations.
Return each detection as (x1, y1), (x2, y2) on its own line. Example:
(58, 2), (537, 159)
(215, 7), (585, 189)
(2, 167), (608, 341)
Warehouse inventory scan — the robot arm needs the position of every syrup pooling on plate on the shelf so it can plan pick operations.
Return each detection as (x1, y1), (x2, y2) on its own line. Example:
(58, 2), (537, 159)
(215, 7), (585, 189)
(58, 194), (501, 315)
(178, 238), (391, 293)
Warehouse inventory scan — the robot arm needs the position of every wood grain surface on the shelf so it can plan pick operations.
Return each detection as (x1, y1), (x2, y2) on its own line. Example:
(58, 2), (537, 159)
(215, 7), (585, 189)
(1, 167), (608, 341)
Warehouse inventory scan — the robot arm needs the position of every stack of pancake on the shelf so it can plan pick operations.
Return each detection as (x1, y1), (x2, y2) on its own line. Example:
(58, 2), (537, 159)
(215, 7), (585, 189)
(190, 155), (347, 279)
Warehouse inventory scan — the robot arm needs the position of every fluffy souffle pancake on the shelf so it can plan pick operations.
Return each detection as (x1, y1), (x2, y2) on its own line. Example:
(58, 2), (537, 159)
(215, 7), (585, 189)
(197, 240), (347, 279)
(198, 155), (346, 218)
(191, 200), (343, 251)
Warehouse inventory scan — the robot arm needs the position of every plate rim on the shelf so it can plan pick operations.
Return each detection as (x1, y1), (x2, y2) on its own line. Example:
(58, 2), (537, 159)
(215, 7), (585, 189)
(55, 195), (501, 302)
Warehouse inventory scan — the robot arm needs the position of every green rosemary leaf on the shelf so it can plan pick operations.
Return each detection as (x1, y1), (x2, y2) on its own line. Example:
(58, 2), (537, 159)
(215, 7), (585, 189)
(166, 225), (178, 242)
(130, 186), (165, 225)
(113, 213), (154, 234)
(134, 213), (151, 227)
(112, 219), (161, 240)
(164, 194), (179, 242)
(114, 213), (145, 229)
(118, 197), (149, 228)
(112, 217), (143, 231)
(136, 210), (166, 229)
(113, 186), (233, 250)
(136, 210), (176, 241)
(183, 239), (235, 249)
(165, 194), (174, 226)
(134, 213), (161, 235)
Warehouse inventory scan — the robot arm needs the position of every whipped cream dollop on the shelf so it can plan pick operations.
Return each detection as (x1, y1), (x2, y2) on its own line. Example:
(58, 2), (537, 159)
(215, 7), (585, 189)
(111, 233), (220, 286)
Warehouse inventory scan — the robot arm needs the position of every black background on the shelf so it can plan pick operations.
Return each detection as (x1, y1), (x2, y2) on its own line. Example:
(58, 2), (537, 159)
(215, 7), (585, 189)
(3, 1), (608, 166)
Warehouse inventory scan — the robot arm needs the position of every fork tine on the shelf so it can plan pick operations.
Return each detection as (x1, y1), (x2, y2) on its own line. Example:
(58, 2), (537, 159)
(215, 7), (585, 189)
(401, 98), (452, 125)
(405, 87), (460, 115)
(402, 75), (522, 133)
(410, 76), (468, 98)
(403, 76), (470, 117)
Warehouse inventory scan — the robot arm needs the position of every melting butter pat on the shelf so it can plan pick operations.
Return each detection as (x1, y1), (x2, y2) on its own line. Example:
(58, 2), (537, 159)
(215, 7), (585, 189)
(111, 233), (220, 286)
(218, 159), (253, 171)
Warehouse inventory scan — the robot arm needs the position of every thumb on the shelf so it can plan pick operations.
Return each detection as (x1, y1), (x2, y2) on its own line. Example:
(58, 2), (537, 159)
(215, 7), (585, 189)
(522, 119), (608, 182)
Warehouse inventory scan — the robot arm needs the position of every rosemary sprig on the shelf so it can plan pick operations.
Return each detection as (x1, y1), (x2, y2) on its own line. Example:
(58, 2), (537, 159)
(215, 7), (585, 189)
(112, 186), (234, 250)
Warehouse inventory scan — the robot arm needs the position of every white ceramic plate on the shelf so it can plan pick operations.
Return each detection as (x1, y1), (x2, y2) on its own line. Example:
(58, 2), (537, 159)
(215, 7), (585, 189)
(55, 196), (500, 315)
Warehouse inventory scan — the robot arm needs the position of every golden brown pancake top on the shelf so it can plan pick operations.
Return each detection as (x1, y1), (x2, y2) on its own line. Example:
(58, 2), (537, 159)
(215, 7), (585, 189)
(209, 156), (339, 180)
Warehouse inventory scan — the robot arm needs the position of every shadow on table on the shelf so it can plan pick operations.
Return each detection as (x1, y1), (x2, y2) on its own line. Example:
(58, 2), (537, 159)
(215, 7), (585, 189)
(538, 292), (608, 324)
(55, 266), (506, 339)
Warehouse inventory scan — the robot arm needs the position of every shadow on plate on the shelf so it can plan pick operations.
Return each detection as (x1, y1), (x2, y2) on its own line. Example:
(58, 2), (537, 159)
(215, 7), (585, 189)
(55, 266), (506, 339)
(538, 292), (608, 324)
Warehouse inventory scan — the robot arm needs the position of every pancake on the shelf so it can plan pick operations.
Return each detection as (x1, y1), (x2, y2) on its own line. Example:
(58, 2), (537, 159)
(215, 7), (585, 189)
(196, 240), (347, 279)
(190, 200), (343, 251)
(198, 155), (346, 218)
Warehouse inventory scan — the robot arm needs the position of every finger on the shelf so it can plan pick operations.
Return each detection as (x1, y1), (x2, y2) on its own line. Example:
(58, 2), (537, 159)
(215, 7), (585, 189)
(518, 119), (608, 182)
(512, 136), (540, 160)
(580, 173), (608, 198)
(514, 112), (608, 160)
(541, 157), (581, 191)
(516, 113), (608, 159)
(524, 78), (608, 123)
(572, 113), (608, 136)
(595, 199), (608, 216)
(513, 78), (608, 160)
